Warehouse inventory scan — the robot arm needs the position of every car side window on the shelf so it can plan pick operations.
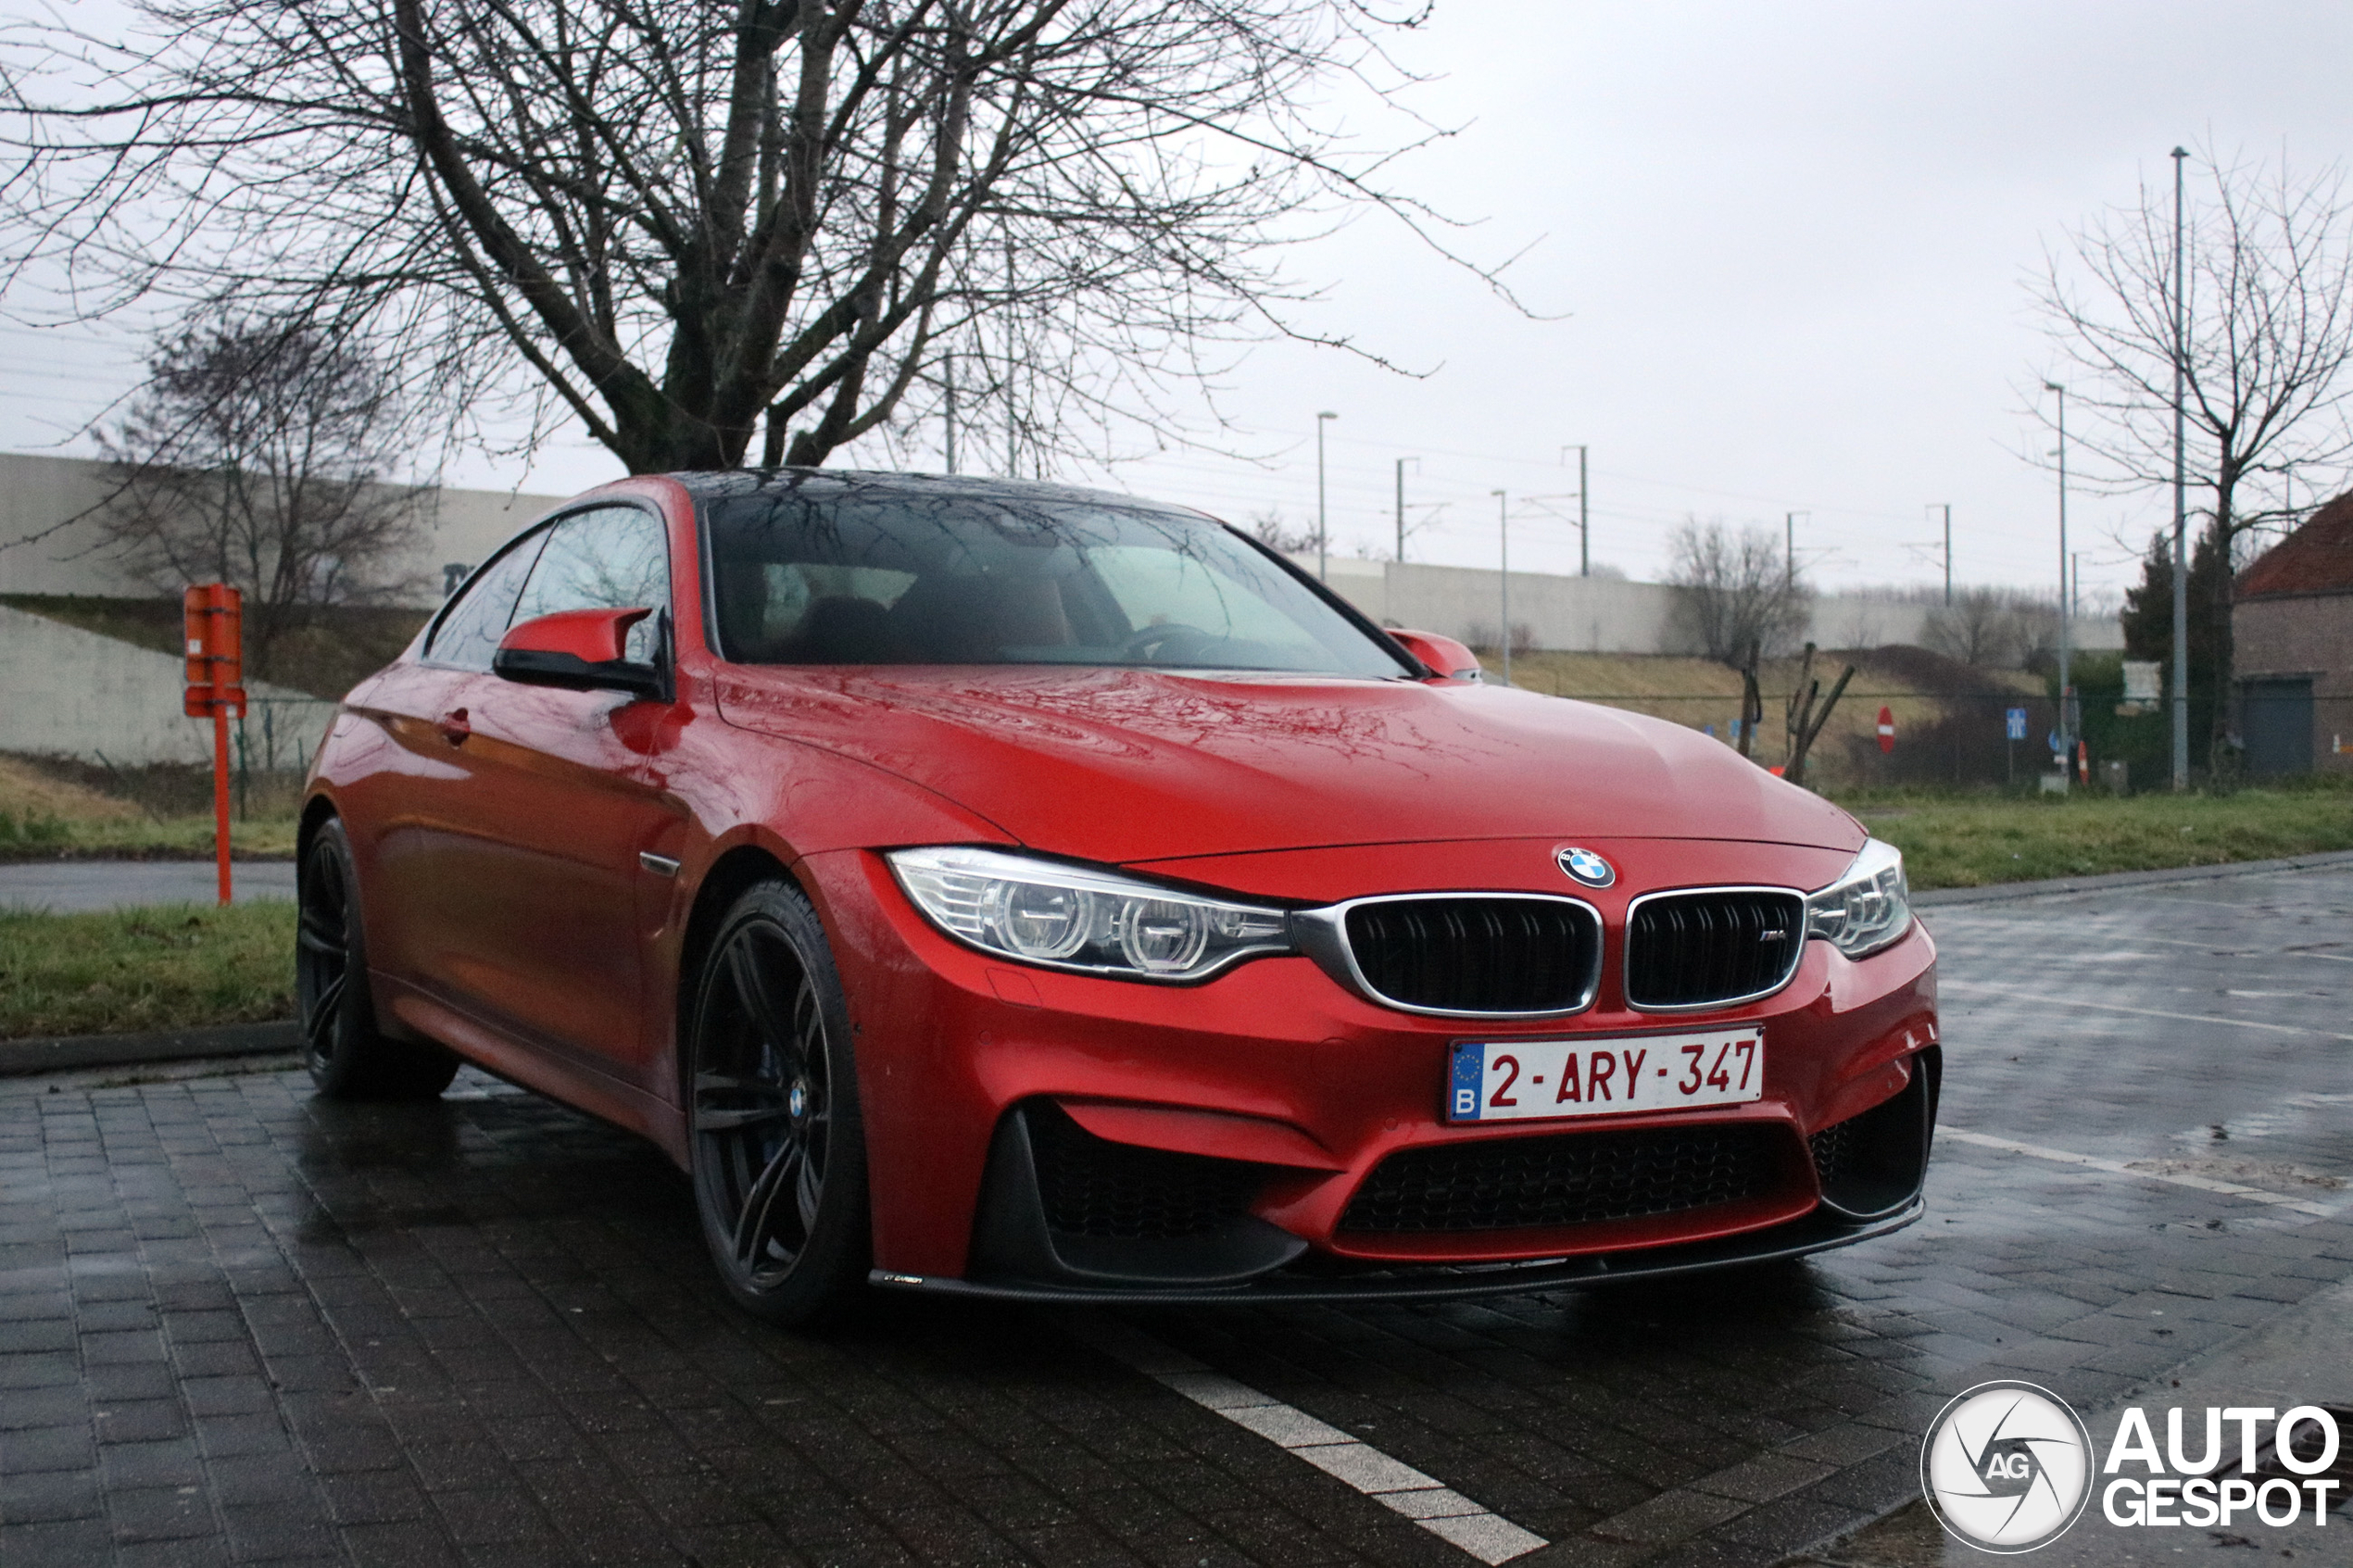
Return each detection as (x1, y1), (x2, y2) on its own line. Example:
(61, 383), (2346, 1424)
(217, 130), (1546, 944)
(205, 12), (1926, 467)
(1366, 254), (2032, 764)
(512, 506), (672, 663)
(425, 530), (549, 671)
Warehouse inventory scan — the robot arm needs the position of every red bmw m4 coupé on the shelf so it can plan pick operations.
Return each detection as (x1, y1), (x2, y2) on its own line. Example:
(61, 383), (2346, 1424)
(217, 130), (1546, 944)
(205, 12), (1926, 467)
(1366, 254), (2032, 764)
(299, 470), (1937, 1323)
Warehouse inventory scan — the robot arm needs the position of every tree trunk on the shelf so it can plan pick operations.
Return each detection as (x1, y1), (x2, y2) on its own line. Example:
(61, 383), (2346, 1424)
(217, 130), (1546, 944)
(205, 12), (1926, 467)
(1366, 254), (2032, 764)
(2207, 459), (2242, 774)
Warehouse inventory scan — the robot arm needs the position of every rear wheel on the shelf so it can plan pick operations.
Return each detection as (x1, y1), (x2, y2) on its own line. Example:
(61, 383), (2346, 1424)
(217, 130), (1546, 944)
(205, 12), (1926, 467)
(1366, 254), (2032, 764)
(297, 818), (459, 1100)
(687, 880), (869, 1325)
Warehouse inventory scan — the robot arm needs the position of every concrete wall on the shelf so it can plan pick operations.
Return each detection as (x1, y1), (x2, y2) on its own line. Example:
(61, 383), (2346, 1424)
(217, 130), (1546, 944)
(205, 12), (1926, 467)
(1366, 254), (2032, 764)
(1290, 553), (2125, 658)
(0, 452), (568, 606)
(0, 604), (334, 768)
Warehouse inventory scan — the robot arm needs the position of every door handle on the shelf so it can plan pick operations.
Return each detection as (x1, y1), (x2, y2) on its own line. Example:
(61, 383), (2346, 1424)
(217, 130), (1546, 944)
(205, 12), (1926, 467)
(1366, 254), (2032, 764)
(436, 708), (472, 745)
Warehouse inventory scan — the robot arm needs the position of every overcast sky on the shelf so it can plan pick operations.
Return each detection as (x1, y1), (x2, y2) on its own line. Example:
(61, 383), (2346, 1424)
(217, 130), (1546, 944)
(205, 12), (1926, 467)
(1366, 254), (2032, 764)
(8, 1), (2353, 603)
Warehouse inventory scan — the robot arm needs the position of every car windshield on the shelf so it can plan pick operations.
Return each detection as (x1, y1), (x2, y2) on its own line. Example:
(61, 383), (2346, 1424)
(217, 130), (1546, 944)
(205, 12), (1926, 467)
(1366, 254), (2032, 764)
(701, 476), (1411, 677)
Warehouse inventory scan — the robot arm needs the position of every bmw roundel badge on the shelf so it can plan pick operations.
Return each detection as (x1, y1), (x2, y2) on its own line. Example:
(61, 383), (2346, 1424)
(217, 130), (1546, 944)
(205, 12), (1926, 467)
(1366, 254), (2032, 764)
(1557, 847), (1615, 888)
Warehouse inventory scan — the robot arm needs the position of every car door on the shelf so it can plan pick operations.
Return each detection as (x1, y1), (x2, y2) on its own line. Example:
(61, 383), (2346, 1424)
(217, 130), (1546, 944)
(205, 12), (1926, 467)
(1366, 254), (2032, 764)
(387, 504), (679, 1082)
(351, 523), (549, 1007)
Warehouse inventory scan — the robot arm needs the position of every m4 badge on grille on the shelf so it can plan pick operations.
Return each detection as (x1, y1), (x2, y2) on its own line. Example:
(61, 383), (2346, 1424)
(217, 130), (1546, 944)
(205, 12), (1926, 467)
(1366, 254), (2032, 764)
(1556, 847), (1615, 888)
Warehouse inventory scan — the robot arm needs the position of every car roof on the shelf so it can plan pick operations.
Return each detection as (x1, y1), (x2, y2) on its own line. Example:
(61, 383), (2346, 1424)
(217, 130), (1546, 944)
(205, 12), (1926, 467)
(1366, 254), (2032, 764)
(664, 468), (1214, 523)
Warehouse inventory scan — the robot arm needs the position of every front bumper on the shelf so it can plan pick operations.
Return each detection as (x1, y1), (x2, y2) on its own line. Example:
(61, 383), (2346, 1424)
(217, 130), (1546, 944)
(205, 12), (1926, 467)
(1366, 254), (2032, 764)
(801, 836), (1940, 1296)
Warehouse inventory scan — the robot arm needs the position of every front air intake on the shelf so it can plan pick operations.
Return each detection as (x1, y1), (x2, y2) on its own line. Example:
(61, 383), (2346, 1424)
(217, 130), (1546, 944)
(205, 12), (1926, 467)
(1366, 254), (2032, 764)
(1340, 1122), (1784, 1234)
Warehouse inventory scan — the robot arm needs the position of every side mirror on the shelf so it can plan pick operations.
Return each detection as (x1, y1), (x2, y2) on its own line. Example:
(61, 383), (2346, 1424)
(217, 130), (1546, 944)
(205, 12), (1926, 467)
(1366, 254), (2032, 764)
(1388, 628), (1485, 683)
(494, 608), (664, 697)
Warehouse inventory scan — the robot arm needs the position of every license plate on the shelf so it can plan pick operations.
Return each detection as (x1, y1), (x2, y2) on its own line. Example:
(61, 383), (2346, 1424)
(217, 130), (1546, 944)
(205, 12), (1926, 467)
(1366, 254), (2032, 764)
(1446, 1029), (1765, 1123)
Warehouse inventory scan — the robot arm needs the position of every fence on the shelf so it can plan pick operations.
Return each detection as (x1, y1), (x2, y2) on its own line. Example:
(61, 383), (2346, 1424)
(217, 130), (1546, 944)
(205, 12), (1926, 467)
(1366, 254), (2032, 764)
(1547, 685), (2353, 790)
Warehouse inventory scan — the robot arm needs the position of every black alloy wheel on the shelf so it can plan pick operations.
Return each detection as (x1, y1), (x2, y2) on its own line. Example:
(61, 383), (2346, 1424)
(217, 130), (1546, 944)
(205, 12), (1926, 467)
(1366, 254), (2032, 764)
(688, 881), (868, 1323)
(296, 817), (459, 1100)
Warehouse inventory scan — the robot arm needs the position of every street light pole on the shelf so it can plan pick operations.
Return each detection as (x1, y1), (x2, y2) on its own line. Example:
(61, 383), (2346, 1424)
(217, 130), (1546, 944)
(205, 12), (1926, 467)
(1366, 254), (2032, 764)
(1315, 411), (1338, 583)
(1493, 488), (1511, 688)
(2170, 145), (2191, 791)
(1785, 512), (1797, 590)
(1560, 445), (1589, 577)
(2045, 381), (2071, 770)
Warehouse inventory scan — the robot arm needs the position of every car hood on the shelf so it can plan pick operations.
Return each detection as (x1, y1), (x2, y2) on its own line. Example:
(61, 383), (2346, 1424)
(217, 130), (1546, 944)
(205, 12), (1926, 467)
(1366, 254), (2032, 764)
(713, 665), (1865, 864)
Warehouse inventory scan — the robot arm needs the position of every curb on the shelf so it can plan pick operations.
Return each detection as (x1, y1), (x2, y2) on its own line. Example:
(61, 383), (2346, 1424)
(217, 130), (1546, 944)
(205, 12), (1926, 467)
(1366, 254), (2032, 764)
(1910, 847), (2353, 908)
(0, 1021), (301, 1078)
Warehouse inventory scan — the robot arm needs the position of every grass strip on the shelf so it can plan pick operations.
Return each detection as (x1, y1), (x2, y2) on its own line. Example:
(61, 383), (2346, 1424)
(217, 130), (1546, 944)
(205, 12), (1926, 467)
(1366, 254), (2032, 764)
(0, 811), (299, 861)
(1840, 781), (2353, 889)
(0, 902), (296, 1040)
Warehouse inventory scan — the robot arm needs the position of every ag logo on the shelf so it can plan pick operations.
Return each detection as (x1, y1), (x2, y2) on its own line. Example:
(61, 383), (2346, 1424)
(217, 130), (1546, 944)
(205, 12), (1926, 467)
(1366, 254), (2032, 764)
(1921, 1381), (2093, 1553)
(1556, 847), (1615, 888)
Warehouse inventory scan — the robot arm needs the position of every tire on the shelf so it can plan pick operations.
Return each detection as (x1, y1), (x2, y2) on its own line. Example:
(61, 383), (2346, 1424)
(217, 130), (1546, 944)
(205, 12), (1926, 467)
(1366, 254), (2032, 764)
(297, 817), (460, 1100)
(686, 879), (870, 1325)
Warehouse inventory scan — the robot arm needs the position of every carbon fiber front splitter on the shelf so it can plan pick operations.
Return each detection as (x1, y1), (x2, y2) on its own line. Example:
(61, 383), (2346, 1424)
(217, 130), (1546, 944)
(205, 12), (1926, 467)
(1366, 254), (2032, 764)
(868, 1198), (1924, 1307)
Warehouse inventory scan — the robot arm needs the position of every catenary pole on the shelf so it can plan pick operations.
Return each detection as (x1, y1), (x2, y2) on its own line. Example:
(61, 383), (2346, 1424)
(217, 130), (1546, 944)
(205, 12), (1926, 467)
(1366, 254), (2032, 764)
(1931, 504), (1952, 604)
(1493, 489), (1510, 687)
(2171, 145), (2191, 791)
(1315, 412), (1338, 582)
(1394, 457), (1418, 563)
(1561, 445), (1590, 577)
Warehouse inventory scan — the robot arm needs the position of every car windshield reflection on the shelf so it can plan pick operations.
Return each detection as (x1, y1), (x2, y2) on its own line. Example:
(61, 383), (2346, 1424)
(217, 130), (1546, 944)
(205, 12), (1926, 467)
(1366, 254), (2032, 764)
(701, 473), (1408, 677)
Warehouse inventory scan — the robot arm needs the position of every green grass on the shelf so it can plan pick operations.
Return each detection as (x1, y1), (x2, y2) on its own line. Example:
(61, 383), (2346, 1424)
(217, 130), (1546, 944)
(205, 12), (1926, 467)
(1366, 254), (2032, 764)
(0, 809), (300, 862)
(0, 902), (296, 1039)
(1837, 778), (2353, 889)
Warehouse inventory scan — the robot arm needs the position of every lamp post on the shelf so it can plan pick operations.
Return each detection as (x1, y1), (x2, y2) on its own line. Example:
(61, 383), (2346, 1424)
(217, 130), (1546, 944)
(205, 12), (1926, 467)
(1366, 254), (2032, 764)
(1315, 411), (1338, 582)
(1493, 488), (1511, 687)
(2170, 145), (2191, 791)
(2045, 381), (2071, 769)
(1560, 445), (1589, 576)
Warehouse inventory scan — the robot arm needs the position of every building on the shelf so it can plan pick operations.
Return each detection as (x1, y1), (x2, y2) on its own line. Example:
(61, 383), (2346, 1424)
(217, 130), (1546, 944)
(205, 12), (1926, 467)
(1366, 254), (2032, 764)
(2234, 495), (2353, 776)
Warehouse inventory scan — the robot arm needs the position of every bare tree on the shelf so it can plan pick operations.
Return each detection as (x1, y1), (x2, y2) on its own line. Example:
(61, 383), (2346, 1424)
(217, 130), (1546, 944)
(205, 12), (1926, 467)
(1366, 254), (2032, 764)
(1919, 586), (2059, 670)
(0, 1), (1512, 480)
(95, 317), (427, 669)
(2030, 146), (2353, 763)
(1665, 519), (1813, 665)
(1250, 509), (1317, 555)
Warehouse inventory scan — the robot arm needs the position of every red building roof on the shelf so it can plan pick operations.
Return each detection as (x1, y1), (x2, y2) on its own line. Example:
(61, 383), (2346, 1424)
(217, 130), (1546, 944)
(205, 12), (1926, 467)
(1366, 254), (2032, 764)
(2239, 493), (2353, 598)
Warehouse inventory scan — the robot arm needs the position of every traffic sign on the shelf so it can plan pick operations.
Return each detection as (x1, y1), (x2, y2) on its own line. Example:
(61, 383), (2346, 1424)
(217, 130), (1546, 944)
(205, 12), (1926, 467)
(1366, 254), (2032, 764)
(2006, 707), (2028, 741)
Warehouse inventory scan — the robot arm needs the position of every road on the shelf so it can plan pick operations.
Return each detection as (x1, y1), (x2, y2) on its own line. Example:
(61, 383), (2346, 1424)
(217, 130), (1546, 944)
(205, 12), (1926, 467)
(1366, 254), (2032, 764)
(1, 862), (2347, 1567)
(0, 859), (296, 913)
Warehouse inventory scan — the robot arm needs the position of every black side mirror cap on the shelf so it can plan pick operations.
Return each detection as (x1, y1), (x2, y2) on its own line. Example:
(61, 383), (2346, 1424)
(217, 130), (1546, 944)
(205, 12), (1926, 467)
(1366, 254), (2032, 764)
(492, 646), (665, 697)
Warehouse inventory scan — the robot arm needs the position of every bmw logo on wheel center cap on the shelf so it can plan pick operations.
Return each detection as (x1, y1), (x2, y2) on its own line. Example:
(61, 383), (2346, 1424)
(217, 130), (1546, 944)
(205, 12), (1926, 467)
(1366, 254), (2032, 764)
(1556, 847), (1615, 888)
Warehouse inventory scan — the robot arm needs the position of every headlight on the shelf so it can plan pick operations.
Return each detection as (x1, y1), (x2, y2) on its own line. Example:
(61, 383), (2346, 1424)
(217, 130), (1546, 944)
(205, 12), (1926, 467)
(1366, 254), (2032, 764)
(887, 847), (1293, 982)
(1804, 838), (1912, 959)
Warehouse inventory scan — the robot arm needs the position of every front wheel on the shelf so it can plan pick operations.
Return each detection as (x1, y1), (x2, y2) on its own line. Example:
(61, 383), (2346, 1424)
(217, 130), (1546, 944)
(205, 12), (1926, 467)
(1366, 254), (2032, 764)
(686, 880), (869, 1325)
(296, 817), (459, 1100)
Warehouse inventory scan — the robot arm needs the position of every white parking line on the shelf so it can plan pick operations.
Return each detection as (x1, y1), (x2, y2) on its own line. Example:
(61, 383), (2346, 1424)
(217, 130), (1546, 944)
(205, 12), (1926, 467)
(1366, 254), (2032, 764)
(1071, 1318), (1549, 1564)
(1939, 980), (2353, 1041)
(1943, 1128), (2344, 1218)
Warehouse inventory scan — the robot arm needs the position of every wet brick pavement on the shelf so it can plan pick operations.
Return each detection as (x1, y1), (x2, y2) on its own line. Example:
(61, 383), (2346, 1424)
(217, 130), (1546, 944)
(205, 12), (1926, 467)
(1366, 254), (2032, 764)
(2, 862), (2349, 1567)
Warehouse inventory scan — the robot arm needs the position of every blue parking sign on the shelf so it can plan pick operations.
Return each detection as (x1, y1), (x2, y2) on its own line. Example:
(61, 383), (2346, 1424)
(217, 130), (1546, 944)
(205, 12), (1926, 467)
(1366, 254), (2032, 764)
(2006, 707), (2027, 741)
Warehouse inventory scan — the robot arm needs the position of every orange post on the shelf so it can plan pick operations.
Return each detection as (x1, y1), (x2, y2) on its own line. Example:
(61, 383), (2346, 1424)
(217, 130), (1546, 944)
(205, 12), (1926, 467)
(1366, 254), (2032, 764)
(182, 585), (246, 908)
